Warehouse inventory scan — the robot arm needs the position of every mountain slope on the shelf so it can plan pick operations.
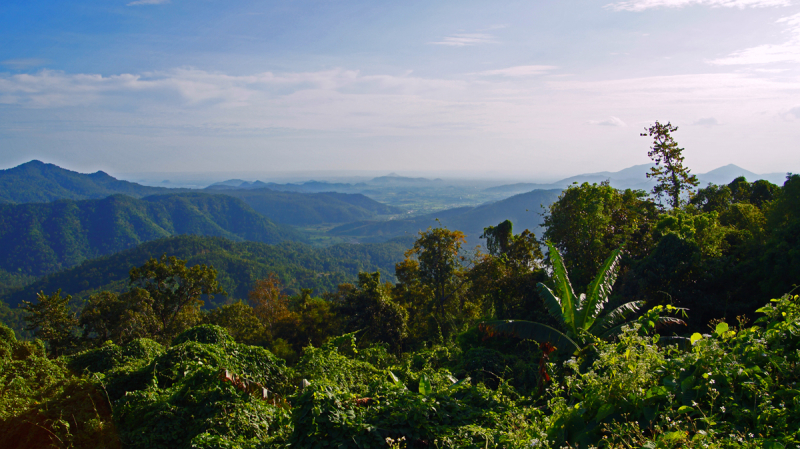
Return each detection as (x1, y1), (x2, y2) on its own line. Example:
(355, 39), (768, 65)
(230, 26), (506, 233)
(210, 188), (404, 225)
(0, 193), (303, 277)
(0, 160), (174, 204)
(0, 234), (412, 309)
(329, 189), (562, 244)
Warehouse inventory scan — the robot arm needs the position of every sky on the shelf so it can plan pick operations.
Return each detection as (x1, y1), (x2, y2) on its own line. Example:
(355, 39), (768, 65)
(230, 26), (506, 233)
(1, 0), (799, 180)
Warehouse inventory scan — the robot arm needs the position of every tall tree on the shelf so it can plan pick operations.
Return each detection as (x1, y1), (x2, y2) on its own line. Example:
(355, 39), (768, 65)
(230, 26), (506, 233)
(397, 225), (470, 340)
(21, 289), (79, 356)
(249, 273), (291, 338)
(642, 121), (699, 209)
(128, 254), (225, 342)
(472, 221), (547, 320)
(334, 272), (408, 353)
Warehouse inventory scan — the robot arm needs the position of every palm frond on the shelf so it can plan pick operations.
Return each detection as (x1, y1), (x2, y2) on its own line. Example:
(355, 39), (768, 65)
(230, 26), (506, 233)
(536, 283), (566, 328)
(545, 241), (578, 331)
(581, 248), (623, 330)
(591, 300), (644, 336)
(482, 319), (580, 353)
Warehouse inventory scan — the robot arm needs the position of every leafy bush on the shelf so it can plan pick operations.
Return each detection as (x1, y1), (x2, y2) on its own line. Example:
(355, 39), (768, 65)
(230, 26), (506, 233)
(173, 324), (236, 346)
(0, 324), (119, 449)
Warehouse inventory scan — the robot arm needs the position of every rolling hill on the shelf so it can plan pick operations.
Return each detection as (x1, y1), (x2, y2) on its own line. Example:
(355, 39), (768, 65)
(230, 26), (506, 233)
(0, 234), (412, 310)
(0, 193), (303, 277)
(329, 189), (563, 244)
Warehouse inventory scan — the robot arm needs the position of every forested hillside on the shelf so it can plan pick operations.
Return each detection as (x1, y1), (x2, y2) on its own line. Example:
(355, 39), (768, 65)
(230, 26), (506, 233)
(0, 193), (303, 277)
(1, 234), (411, 310)
(0, 160), (173, 203)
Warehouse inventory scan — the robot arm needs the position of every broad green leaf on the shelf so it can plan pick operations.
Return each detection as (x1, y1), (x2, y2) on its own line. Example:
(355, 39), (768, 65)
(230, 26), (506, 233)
(419, 374), (432, 396)
(544, 242), (578, 332)
(677, 405), (694, 414)
(582, 248), (623, 329)
(537, 283), (567, 328)
(690, 333), (703, 345)
(714, 322), (729, 336)
(595, 403), (614, 421)
(662, 431), (686, 442)
(594, 301), (644, 337)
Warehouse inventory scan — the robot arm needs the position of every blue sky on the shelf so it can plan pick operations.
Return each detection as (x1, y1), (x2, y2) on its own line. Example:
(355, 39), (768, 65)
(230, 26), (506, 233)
(1, 0), (799, 179)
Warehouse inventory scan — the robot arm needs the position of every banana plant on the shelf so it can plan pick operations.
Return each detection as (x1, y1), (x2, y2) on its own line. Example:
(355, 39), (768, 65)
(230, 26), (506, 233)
(481, 242), (644, 352)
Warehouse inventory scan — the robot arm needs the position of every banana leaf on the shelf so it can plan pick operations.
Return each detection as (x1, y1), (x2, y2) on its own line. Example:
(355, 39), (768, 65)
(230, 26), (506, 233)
(582, 248), (623, 330)
(482, 319), (580, 353)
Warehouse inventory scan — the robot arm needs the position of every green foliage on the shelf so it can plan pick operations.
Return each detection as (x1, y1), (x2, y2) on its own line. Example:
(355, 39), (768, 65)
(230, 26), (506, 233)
(484, 242), (647, 352)
(472, 222), (548, 321)
(334, 271), (409, 353)
(543, 182), (658, 288)
(289, 338), (536, 448)
(129, 254), (225, 342)
(399, 226), (472, 341)
(2, 234), (407, 311)
(21, 289), (80, 356)
(0, 324), (119, 449)
(205, 300), (265, 345)
(66, 324), (292, 449)
(172, 324), (235, 346)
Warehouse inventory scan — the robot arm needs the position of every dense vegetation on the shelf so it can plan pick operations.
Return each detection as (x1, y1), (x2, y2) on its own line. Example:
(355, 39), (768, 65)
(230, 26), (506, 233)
(2, 127), (799, 448)
(0, 193), (304, 278)
(1, 234), (412, 312)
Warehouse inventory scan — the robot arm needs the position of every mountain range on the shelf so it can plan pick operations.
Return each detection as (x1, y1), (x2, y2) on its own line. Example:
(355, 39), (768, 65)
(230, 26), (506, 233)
(485, 164), (788, 195)
(0, 161), (405, 226)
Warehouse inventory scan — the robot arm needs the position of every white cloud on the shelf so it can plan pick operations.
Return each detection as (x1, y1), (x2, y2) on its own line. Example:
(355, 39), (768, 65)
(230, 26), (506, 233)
(429, 33), (497, 46)
(1, 58), (48, 69)
(789, 106), (800, 117)
(1, 67), (799, 146)
(709, 12), (800, 65)
(693, 117), (722, 126)
(589, 116), (627, 126)
(127, 0), (169, 5)
(606, 0), (790, 11)
(479, 65), (558, 77)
